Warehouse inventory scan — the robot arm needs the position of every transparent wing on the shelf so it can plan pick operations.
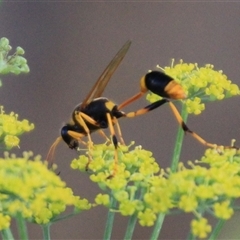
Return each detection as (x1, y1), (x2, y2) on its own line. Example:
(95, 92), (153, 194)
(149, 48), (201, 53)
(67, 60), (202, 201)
(81, 40), (131, 108)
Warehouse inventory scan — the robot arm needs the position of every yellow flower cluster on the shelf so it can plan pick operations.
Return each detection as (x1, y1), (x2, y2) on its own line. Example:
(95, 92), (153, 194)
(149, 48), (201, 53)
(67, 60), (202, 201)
(0, 152), (91, 230)
(146, 59), (240, 115)
(71, 142), (240, 239)
(0, 106), (34, 149)
(191, 218), (212, 238)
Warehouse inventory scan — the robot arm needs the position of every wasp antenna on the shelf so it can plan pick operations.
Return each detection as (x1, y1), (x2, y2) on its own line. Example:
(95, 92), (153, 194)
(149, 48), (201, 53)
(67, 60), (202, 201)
(46, 137), (62, 168)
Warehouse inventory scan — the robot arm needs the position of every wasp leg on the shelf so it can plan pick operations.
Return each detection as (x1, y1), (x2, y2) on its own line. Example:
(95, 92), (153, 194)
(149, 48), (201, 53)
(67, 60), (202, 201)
(123, 99), (237, 150)
(118, 92), (145, 110)
(72, 112), (101, 169)
(112, 118), (125, 145)
(66, 130), (93, 170)
(98, 129), (111, 143)
(75, 112), (112, 144)
(67, 130), (87, 146)
(78, 111), (99, 125)
(106, 112), (119, 178)
(74, 111), (97, 147)
(124, 99), (168, 118)
(167, 101), (225, 149)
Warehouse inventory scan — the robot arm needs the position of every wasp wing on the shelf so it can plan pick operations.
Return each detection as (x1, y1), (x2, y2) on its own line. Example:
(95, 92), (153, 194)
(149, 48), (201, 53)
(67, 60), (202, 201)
(81, 40), (131, 109)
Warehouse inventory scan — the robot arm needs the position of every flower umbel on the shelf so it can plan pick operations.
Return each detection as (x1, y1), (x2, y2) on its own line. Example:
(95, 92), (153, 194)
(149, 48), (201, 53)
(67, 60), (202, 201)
(0, 152), (91, 229)
(71, 142), (240, 239)
(147, 59), (240, 115)
(0, 106), (34, 149)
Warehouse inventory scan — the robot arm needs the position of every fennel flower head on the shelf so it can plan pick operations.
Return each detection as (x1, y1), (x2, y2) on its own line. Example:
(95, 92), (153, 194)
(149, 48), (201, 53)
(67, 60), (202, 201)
(71, 140), (240, 239)
(71, 142), (160, 221)
(0, 37), (33, 150)
(147, 59), (240, 115)
(0, 106), (34, 149)
(0, 152), (91, 230)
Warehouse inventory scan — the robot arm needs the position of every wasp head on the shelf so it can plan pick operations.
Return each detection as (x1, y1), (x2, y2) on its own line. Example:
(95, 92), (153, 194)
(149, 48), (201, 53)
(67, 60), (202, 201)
(61, 125), (79, 150)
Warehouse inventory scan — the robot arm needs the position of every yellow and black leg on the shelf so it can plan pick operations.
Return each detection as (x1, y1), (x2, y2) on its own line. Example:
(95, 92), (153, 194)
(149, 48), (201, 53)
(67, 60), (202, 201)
(122, 98), (235, 150)
(117, 70), (235, 150)
(74, 111), (98, 147)
(73, 111), (102, 169)
(66, 130), (88, 146)
(167, 101), (231, 149)
(98, 129), (111, 143)
(47, 112), (107, 168)
(112, 117), (125, 145)
(106, 112), (120, 178)
(124, 99), (168, 118)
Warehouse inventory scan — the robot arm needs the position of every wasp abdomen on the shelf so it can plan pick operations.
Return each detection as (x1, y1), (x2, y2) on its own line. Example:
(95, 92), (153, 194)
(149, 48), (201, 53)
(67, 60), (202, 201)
(143, 71), (186, 100)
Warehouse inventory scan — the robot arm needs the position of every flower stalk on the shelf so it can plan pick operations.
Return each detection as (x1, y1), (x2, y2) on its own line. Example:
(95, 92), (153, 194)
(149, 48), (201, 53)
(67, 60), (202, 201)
(150, 213), (165, 240)
(170, 102), (188, 172)
(151, 101), (188, 240)
(41, 223), (51, 240)
(1, 228), (14, 240)
(208, 219), (226, 239)
(103, 195), (117, 240)
(16, 212), (28, 240)
(124, 213), (138, 240)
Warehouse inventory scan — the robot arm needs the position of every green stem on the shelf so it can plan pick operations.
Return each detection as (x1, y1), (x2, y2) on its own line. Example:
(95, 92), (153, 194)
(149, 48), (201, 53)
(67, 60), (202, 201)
(124, 213), (138, 240)
(16, 212), (28, 240)
(150, 103), (188, 240)
(208, 219), (226, 240)
(186, 230), (196, 240)
(171, 103), (188, 172)
(51, 211), (78, 223)
(41, 223), (51, 240)
(150, 213), (165, 240)
(103, 195), (117, 240)
(123, 186), (145, 239)
(1, 228), (15, 240)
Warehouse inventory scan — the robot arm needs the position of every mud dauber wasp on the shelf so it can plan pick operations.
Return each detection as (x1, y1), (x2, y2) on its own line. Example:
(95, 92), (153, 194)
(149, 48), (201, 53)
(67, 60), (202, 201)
(47, 40), (235, 176)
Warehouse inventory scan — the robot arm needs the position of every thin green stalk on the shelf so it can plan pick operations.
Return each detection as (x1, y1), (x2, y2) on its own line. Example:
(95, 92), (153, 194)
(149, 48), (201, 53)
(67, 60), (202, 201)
(103, 195), (117, 240)
(150, 103), (188, 240)
(41, 223), (51, 240)
(1, 227), (15, 240)
(150, 213), (165, 240)
(51, 211), (78, 223)
(208, 219), (226, 240)
(186, 230), (196, 240)
(16, 212), (28, 240)
(124, 213), (138, 240)
(171, 103), (188, 172)
(123, 186), (146, 240)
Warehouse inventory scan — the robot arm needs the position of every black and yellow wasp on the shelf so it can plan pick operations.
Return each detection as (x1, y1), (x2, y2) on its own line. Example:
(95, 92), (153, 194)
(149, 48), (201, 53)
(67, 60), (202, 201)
(47, 40), (228, 175)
